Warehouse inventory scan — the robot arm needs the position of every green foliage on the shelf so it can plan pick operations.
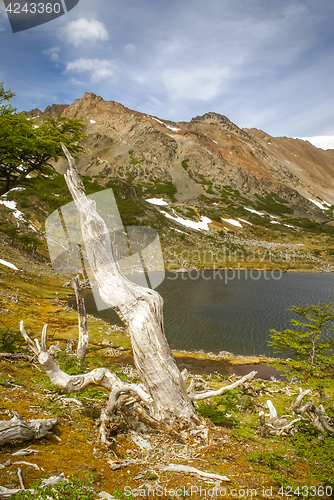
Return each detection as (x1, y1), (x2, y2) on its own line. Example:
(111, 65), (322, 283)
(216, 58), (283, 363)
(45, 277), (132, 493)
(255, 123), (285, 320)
(56, 351), (89, 376)
(181, 159), (189, 170)
(0, 83), (86, 196)
(104, 179), (145, 225)
(0, 81), (16, 114)
(196, 388), (253, 427)
(254, 192), (293, 215)
(248, 451), (292, 470)
(113, 490), (134, 500)
(5, 170), (106, 222)
(143, 177), (177, 202)
(269, 303), (334, 372)
(0, 221), (18, 242)
(0, 328), (25, 353)
(129, 149), (145, 165)
(12, 476), (96, 499)
(16, 234), (41, 250)
(292, 425), (334, 487)
(287, 217), (334, 235)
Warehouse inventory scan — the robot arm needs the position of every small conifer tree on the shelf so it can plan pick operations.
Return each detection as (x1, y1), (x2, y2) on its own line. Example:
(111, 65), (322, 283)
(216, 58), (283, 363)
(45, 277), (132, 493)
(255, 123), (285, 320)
(269, 303), (334, 373)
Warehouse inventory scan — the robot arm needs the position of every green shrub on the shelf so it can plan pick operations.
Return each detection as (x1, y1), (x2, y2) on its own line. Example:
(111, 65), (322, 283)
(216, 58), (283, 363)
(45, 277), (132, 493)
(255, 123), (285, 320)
(12, 476), (96, 500)
(248, 451), (292, 469)
(0, 328), (25, 353)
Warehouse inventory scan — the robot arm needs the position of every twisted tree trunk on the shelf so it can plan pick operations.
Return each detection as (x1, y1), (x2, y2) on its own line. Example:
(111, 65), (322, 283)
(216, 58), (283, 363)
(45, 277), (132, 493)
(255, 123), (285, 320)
(61, 144), (199, 428)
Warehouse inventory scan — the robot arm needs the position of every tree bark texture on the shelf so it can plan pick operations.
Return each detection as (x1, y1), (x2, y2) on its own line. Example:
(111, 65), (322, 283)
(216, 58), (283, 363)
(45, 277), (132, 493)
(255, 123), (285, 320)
(72, 275), (89, 359)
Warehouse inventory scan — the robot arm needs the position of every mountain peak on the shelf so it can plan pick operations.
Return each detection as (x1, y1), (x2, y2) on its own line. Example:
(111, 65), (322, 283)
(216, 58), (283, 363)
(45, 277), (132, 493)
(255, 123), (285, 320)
(191, 111), (232, 125)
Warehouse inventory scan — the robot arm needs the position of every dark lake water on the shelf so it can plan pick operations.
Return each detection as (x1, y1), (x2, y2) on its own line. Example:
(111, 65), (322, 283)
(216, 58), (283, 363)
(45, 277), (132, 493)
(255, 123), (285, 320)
(70, 270), (334, 357)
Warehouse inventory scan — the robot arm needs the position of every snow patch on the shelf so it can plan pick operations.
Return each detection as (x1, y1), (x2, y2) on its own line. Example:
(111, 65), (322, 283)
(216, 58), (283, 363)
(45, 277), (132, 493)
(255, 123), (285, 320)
(221, 218), (243, 228)
(146, 198), (168, 206)
(90, 119), (96, 124)
(244, 207), (264, 216)
(160, 210), (211, 231)
(0, 258), (19, 270)
(270, 220), (280, 224)
(308, 198), (329, 210)
(283, 224), (294, 228)
(151, 117), (180, 132)
(212, 140), (217, 144)
(238, 218), (252, 225)
(0, 198), (25, 220)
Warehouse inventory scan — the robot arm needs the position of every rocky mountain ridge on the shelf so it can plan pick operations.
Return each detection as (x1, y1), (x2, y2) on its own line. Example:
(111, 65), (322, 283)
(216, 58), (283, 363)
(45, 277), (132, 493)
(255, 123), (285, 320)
(26, 92), (332, 220)
(9, 92), (334, 274)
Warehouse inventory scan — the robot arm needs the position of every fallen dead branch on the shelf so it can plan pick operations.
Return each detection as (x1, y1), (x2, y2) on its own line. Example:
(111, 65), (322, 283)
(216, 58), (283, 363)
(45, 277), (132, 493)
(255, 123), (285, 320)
(12, 446), (40, 456)
(0, 411), (57, 446)
(160, 464), (230, 482)
(0, 353), (34, 363)
(189, 371), (258, 400)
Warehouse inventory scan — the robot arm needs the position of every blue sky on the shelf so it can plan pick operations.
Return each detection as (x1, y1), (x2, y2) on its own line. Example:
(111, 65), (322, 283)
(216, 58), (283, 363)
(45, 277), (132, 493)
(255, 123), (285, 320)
(1, 0), (334, 143)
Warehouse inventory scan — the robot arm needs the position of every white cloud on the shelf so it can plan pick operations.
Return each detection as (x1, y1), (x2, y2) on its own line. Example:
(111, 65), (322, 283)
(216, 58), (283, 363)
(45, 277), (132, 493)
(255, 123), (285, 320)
(61, 18), (108, 47)
(43, 47), (60, 62)
(124, 43), (137, 55)
(295, 136), (334, 150)
(161, 66), (231, 101)
(65, 58), (118, 82)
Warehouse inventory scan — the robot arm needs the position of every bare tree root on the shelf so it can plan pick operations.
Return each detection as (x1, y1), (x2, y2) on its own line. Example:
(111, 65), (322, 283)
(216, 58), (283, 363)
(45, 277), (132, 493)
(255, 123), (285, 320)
(20, 321), (155, 444)
(19, 320), (261, 446)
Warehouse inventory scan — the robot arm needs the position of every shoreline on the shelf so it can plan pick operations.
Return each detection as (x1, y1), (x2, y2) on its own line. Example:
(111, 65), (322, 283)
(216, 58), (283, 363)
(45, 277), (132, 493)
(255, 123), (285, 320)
(101, 348), (286, 380)
(166, 265), (333, 273)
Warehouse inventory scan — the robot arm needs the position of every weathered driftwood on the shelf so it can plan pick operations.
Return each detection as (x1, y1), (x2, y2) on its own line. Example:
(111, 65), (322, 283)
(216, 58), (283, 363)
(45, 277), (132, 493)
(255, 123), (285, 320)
(72, 275), (89, 359)
(17, 468), (24, 490)
(61, 144), (199, 427)
(0, 412), (57, 446)
(160, 464), (230, 482)
(291, 389), (334, 435)
(0, 353), (34, 362)
(259, 390), (334, 437)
